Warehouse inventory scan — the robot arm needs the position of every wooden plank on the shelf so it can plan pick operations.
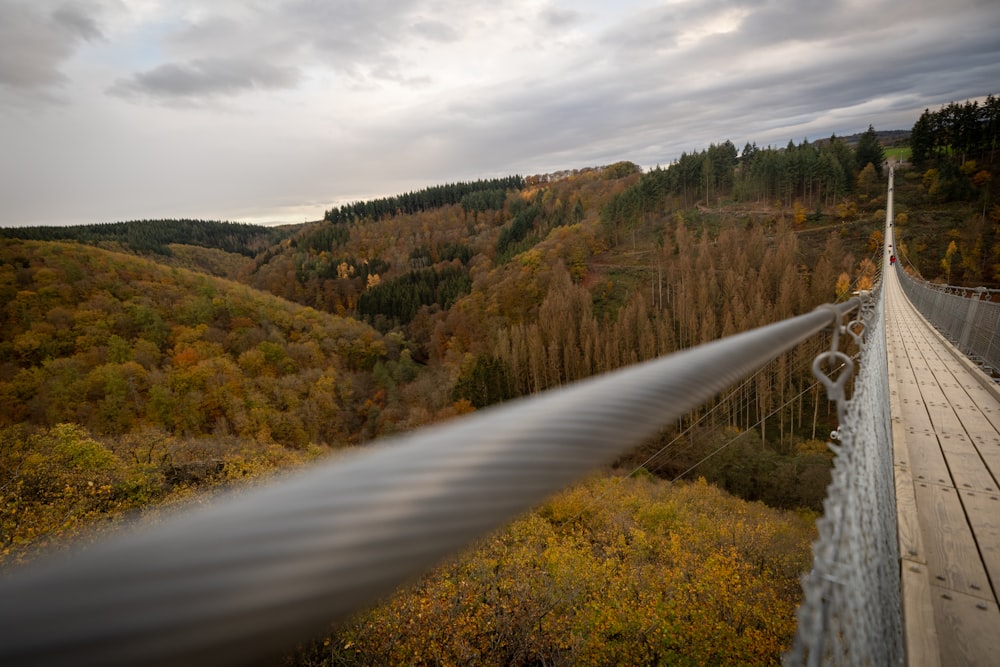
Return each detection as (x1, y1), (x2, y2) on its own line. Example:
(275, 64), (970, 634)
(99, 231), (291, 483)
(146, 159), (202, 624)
(929, 588), (1000, 667)
(914, 332), (1000, 492)
(897, 397), (936, 433)
(961, 490), (1000, 602)
(895, 464), (925, 564)
(949, 397), (998, 436)
(947, 396), (1000, 490)
(900, 562), (941, 667)
(969, 434), (1000, 489)
(913, 483), (993, 600)
(890, 350), (929, 562)
(891, 428), (909, 464)
(904, 430), (953, 488)
(911, 319), (1000, 431)
(937, 433), (998, 494)
(964, 381), (1000, 432)
(912, 389), (964, 433)
(890, 316), (1000, 492)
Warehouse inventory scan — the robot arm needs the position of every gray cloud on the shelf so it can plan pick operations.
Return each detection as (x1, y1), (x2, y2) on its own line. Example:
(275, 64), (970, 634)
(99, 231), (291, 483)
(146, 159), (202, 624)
(106, 0), (450, 103)
(52, 3), (103, 41)
(164, 0), (425, 82)
(374, 0), (1000, 179)
(109, 58), (301, 100)
(540, 7), (584, 28)
(413, 19), (459, 43)
(3, 0), (1000, 227)
(0, 1), (106, 95)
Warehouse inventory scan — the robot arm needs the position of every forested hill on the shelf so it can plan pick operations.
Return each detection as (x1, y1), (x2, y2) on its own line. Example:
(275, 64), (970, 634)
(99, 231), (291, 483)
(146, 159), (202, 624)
(0, 219), (292, 257)
(3, 101), (999, 663)
(892, 95), (1000, 286)
(5, 107), (997, 501)
(323, 175), (525, 223)
(0, 239), (394, 445)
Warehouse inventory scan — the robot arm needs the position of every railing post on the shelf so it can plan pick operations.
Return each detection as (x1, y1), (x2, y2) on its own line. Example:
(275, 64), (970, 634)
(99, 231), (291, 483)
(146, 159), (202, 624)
(959, 287), (987, 354)
(988, 319), (999, 375)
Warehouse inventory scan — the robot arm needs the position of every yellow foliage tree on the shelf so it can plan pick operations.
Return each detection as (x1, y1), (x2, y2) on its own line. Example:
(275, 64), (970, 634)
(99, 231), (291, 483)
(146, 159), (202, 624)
(941, 240), (958, 283)
(793, 200), (807, 226)
(336, 262), (355, 280)
(922, 168), (940, 197)
(835, 272), (852, 300)
(856, 258), (876, 291)
(857, 163), (878, 197)
(868, 230), (884, 253)
(835, 200), (857, 221)
(308, 476), (814, 666)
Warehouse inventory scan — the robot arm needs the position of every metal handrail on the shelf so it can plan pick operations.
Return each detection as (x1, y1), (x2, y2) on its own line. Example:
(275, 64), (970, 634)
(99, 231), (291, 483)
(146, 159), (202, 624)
(895, 265), (1000, 374)
(0, 298), (859, 667)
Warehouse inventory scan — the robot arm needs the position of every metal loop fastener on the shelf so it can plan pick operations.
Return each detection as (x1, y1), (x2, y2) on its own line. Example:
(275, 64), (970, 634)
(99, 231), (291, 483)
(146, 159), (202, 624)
(812, 350), (855, 405)
(813, 349), (854, 427)
(847, 319), (866, 348)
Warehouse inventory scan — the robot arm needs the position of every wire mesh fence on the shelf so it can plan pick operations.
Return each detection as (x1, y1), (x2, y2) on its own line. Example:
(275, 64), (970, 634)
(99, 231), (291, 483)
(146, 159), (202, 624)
(895, 267), (1000, 378)
(786, 283), (904, 666)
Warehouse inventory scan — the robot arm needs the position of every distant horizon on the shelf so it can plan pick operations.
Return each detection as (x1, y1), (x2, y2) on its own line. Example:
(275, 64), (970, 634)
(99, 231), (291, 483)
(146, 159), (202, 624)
(1, 124), (914, 230)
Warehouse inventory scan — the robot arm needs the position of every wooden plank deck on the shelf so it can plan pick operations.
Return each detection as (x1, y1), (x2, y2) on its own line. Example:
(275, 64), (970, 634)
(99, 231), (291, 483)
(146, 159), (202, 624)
(884, 251), (1000, 666)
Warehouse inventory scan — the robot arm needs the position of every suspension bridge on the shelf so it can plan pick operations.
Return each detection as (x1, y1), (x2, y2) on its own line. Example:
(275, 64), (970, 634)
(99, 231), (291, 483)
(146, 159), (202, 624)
(883, 175), (1000, 666)
(0, 171), (998, 666)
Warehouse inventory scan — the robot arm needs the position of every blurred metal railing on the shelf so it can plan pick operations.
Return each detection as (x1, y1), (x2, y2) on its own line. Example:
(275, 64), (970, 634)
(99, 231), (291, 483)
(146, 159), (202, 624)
(0, 298), (860, 667)
(787, 281), (903, 666)
(788, 166), (904, 667)
(895, 268), (1000, 377)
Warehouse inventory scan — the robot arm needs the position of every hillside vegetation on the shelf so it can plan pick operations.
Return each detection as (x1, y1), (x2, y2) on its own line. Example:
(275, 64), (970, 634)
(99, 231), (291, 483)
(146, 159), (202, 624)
(0, 240), (392, 445)
(3, 97), (998, 663)
(893, 95), (1000, 287)
(289, 475), (815, 667)
(0, 218), (289, 257)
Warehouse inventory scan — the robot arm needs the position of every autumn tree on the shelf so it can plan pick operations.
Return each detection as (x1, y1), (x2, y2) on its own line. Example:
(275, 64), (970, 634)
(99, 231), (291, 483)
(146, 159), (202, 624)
(306, 475), (815, 667)
(941, 240), (959, 282)
(855, 124), (885, 177)
(857, 163), (878, 197)
(868, 229), (884, 253)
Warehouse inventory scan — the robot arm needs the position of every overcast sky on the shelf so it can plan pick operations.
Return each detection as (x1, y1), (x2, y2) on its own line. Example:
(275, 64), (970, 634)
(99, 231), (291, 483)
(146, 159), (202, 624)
(1, 0), (998, 227)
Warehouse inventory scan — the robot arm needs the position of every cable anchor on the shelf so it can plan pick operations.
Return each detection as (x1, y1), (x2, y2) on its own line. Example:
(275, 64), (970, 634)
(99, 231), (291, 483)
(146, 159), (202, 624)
(812, 304), (855, 427)
(848, 290), (874, 349)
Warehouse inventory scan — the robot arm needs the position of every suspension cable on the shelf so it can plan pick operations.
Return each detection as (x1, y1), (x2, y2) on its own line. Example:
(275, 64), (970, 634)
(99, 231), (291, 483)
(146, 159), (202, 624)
(669, 371), (840, 482)
(628, 347), (821, 479)
(0, 298), (860, 667)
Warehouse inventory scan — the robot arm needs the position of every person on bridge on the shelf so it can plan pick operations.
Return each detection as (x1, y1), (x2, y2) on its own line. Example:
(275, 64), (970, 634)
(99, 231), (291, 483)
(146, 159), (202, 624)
(890, 255), (896, 265)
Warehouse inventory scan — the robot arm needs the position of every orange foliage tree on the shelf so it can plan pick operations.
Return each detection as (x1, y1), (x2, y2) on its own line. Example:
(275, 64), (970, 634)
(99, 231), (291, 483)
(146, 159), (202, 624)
(297, 475), (814, 666)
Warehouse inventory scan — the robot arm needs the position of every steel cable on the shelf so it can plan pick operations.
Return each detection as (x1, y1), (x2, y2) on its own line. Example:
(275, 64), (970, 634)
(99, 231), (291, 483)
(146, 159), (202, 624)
(0, 298), (859, 667)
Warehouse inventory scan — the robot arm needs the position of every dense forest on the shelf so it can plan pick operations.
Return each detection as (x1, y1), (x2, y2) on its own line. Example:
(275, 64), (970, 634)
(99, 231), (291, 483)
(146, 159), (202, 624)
(3, 94), (997, 664)
(0, 218), (290, 257)
(893, 96), (1000, 286)
(909, 95), (1000, 168)
(0, 241), (394, 445)
(323, 176), (525, 224)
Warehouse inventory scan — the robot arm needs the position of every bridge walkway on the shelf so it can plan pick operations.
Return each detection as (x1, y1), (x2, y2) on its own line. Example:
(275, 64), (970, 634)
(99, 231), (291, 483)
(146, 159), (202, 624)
(884, 254), (1000, 666)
